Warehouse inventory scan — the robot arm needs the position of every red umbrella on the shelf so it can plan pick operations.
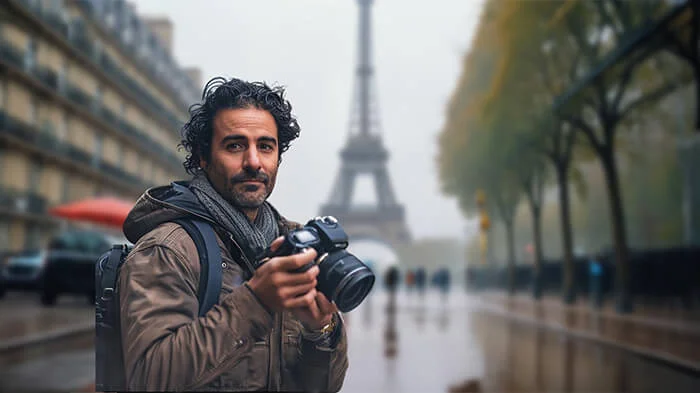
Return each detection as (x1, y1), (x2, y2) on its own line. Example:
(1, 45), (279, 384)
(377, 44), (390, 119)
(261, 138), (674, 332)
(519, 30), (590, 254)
(48, 197), (135, 229)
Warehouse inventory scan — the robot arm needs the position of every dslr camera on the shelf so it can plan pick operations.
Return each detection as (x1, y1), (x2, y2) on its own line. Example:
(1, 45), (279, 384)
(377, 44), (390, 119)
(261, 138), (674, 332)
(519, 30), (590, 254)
(256, 216), (375, 312)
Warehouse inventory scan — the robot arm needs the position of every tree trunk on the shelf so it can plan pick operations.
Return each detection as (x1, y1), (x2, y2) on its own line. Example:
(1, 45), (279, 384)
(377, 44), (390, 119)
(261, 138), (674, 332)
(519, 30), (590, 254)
(600, 147), (633, 313)
(505, 219), (516, 296)
(531, 202), (543, 300)
(556, 163), (577, 305)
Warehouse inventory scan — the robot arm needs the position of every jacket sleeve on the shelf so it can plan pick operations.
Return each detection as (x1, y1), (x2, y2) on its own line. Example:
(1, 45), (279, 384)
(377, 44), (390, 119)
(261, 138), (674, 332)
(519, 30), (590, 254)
(295, 315), (350, 393)
(118, 239), (273, 391)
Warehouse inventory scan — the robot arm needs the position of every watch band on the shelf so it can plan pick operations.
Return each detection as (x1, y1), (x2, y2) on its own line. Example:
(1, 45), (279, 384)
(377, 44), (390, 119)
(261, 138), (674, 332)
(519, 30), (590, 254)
(302, 313), (338, 343)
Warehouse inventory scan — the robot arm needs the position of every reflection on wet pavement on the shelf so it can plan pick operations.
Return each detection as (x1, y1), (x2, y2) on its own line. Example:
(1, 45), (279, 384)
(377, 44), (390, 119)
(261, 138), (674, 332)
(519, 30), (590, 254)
(0, 292), (93, 344)
(341, 291), (485, 393)
(342, 290), (700, 393)
(472, 311), (700, 392)
(1, 289), (699, 392)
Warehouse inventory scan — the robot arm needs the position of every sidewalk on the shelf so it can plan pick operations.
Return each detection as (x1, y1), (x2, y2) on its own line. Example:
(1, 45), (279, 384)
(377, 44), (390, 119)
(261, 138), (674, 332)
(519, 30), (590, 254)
(0, 293), (93, 355)
(474, 291), (700, 374)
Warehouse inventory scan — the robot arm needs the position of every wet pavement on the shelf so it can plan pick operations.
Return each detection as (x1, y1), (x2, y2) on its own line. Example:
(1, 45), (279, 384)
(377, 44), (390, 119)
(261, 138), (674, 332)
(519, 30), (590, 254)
(1, 289), (699, 392)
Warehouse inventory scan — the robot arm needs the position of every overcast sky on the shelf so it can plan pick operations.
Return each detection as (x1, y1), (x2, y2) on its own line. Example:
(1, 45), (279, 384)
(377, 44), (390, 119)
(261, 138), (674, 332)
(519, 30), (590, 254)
(133, 0), (485, 242)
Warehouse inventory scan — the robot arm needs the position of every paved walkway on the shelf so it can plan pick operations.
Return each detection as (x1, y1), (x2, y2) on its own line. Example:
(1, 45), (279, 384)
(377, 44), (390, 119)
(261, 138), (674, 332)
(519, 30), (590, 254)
(476, 292), (700, 373)
(0, 293), (93, 353)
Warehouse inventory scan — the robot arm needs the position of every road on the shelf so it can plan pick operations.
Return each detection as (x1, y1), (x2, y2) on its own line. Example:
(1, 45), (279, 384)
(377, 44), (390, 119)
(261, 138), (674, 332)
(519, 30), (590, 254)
(1, 289), (700, 392)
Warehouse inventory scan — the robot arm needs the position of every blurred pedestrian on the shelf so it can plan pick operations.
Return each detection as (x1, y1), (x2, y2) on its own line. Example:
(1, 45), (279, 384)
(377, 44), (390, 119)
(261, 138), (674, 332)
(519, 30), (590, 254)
(384, 266), (400, 313)
(589, 252), (604, 309)
(406, 270), (416, 293)
(415, 267), (427, 298)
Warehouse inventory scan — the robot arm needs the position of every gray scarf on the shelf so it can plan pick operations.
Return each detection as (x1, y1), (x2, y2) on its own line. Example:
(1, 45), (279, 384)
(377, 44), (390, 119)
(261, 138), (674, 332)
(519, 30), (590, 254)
(189, 172), (279, 259)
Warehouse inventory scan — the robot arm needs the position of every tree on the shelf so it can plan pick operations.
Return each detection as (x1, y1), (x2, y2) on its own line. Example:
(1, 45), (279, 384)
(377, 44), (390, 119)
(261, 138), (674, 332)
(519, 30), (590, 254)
(483, 0), (588, 303)
(553, 0), (688, 312)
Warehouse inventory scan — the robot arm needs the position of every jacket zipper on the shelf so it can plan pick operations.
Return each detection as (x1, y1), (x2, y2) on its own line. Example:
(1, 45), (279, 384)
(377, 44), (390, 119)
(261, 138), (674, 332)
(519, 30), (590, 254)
(276, 312), (284, 390)
(266, 316), (274, 390)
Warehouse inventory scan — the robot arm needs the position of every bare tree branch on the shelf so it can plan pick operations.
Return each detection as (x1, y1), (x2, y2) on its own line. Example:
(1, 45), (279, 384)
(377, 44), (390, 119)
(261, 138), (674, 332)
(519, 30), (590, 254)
(561, 113), (603, 152)
(619, 82), (680, 120)
(611, 63), (637, 112)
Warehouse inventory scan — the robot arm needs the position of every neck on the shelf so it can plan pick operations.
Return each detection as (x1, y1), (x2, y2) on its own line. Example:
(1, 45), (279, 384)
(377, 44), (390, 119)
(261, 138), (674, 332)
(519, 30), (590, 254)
(243, 208), (258, 223)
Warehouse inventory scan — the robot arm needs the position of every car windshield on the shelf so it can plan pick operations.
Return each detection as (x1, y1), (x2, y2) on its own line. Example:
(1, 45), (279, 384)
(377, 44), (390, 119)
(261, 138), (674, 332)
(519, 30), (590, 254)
(14, 249), (42, 258)
(49, 231), (110, 254)
(7, 249), (45, 266)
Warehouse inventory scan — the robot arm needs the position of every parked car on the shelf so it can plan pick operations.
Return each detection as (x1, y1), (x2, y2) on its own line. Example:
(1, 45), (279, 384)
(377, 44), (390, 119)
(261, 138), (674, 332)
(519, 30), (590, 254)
(0, 249), (47, 298)
(39, 229), (124, 306)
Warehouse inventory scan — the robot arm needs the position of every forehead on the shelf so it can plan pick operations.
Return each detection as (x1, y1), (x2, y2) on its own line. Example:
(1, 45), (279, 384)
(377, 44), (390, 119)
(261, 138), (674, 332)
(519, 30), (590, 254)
(212, 107), (278, 140)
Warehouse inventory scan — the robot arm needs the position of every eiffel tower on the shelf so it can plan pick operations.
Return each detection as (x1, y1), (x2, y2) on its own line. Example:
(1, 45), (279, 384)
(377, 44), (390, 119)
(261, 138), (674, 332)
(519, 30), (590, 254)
(320, 0), (411, 249)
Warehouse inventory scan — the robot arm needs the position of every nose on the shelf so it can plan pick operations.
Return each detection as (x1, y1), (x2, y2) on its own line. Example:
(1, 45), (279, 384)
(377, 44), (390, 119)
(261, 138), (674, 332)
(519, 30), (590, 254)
(243, 146), (262, 171)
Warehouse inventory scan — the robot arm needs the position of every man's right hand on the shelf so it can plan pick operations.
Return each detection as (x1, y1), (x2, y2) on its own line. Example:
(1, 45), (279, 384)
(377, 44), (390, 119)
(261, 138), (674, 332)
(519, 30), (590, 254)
(246, 237), (320, 312)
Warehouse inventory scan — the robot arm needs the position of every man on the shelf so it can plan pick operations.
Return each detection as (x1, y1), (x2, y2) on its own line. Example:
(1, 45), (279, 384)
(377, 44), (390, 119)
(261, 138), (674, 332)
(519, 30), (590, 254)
(118, 77), (349, 391)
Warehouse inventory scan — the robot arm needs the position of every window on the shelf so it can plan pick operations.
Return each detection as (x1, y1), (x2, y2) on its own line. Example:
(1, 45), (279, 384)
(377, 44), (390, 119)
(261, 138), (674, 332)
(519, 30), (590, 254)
(93, 39), (102, 62)
(29, 97), (38, 126)
(116, 142), (124, 169)
(0, 219), (9, 253)
(28, 160), (42, 193)
(57, 112), (68, 142)
(0, 78), (5, 109)
(93, 84), (102, 112)
(45, 0), (64, 14)
(0, 147), (4, 185)
(58, 59), (68, 92)
(24, 38), (37, 71)
(93, 132), (103, 168)
(24, 223), (41, 250)
(61, 171), (70, 203)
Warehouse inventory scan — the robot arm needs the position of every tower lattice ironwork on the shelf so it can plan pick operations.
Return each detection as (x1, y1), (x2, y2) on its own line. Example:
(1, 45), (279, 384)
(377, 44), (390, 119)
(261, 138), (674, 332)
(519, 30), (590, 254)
(319, 0), (411, 249)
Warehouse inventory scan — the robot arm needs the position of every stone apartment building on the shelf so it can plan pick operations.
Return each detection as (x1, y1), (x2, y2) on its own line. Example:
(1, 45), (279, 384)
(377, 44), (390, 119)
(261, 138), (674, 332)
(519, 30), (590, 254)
(0, 0), (202, 252)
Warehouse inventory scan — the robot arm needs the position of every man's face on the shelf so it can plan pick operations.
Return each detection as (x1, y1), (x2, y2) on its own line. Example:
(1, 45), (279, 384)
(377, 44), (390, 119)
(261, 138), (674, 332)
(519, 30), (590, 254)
(200, 107), (279, 213)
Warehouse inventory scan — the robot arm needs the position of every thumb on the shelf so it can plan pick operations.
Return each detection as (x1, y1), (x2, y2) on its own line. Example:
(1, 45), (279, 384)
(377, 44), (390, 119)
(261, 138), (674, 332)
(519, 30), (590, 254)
(269, 236), (285, 253)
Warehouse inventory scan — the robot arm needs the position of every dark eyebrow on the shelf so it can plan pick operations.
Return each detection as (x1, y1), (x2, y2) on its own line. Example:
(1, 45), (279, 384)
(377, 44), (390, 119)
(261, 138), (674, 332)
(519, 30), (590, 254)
(220, 135), (278, 147)
(258, 136), (278, 146)
(220, 135), (246, 146)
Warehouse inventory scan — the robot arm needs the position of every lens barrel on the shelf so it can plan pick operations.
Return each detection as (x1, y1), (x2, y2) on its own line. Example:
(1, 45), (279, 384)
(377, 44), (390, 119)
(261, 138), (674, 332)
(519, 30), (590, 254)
(316, 250), (375, 312)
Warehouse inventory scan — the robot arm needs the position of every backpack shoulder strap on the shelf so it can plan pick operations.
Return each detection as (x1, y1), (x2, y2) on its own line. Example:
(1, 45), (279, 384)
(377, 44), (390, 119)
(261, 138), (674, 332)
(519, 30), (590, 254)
(173, 219), (222, 317)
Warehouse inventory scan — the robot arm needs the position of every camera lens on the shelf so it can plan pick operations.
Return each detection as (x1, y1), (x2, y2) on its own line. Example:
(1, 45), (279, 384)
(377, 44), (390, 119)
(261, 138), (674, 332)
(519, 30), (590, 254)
(316, 250), (375, 312)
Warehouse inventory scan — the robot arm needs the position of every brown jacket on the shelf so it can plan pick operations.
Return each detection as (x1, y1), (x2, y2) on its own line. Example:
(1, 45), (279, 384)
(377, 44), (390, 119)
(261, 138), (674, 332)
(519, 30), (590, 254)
(118, 182), (349, 392)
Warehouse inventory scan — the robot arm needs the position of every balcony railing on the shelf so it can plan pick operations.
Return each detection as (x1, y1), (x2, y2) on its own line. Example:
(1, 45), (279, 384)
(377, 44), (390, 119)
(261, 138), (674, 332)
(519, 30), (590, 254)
(0, 39), (183, 173)
(0, 111), (151, 191)
(0, 186), (47, 216)
(10, 0), (189, 139)
(0, 41), (24, 70)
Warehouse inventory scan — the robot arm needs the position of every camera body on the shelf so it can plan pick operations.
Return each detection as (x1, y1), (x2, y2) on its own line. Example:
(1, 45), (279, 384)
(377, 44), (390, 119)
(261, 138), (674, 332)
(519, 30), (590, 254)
(256, 216), (375, 312)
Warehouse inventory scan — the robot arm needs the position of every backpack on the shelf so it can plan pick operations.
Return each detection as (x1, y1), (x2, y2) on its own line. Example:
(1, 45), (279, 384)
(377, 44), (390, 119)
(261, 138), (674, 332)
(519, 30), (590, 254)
(95, 219), (223, 392)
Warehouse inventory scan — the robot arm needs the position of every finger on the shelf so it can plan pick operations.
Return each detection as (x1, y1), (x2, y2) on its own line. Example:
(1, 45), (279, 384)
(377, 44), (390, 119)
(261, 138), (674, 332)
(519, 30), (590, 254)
(272, 266), (319, 286)
(278, 281), (317, 300)
(284, 288), (319, 310)
(304, 291), (323, 321)
(269, 236), (285, 253)
(315, 291), (338, 315)
(272, 248), (318, 271)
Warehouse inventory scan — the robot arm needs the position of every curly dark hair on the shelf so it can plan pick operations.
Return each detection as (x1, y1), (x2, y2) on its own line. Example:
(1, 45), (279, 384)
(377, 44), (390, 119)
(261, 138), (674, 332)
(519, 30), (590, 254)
(179, 77), (301, 175)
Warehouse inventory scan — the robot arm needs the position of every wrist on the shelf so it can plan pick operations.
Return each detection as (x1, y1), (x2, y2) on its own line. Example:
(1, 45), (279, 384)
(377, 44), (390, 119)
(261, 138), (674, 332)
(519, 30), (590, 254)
(303, 314), (334, 332)
(302, 313), (337, 341)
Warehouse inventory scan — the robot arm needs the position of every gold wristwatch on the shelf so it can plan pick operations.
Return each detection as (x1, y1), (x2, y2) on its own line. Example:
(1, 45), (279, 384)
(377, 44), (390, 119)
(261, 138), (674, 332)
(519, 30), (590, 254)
(319, 315), (337, 335)
(303, 313), (338, 343)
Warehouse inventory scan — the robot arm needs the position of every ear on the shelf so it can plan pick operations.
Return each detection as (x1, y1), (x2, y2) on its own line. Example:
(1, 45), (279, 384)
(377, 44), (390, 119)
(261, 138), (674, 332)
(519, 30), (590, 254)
(199, 156), (207, 171)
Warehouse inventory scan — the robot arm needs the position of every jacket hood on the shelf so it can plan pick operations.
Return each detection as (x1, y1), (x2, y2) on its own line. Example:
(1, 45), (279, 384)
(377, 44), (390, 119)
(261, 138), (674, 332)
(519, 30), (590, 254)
(123, 181), (218, 244)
